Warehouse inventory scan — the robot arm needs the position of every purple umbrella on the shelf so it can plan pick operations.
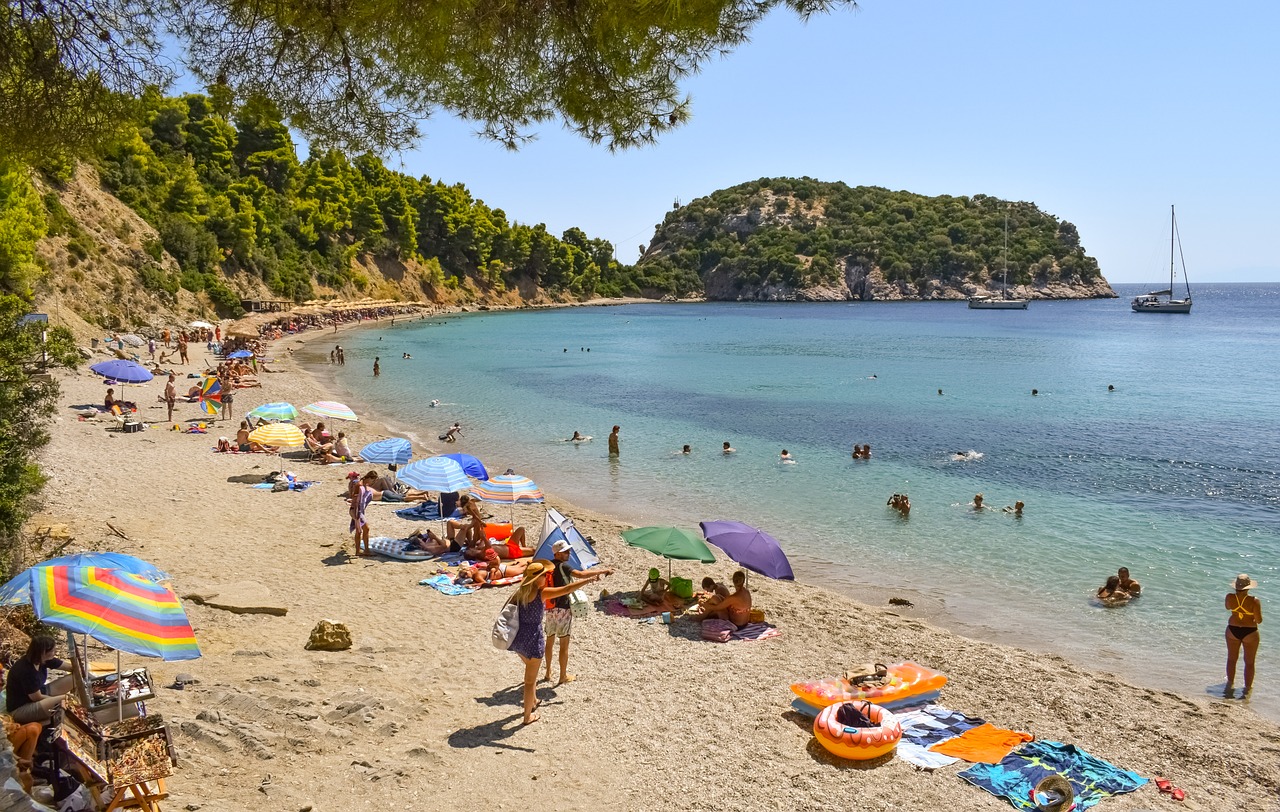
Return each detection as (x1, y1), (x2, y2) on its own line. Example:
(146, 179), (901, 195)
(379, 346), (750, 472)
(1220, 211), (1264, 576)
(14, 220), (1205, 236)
(699, 520), (795, 580)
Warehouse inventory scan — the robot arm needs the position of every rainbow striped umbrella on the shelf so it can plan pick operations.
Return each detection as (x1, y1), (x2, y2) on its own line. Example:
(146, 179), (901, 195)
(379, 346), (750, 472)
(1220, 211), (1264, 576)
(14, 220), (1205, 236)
(29, 566), (200, 661)
(471, 474), (545, 523)
(303, 401), (357, 422)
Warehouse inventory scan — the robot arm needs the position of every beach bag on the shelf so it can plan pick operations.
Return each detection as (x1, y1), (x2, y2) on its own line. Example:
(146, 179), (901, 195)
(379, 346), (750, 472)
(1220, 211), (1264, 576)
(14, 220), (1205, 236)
(569, 587), (589, 618)
(670, 576), (693, 599)
(491, 597), (520, 650)
(748, 607), (765, 624)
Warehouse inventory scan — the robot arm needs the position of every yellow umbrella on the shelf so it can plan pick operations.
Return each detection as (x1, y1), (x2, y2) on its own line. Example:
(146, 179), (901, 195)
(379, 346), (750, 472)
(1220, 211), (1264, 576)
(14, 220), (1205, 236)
(248, 423), (308, 474)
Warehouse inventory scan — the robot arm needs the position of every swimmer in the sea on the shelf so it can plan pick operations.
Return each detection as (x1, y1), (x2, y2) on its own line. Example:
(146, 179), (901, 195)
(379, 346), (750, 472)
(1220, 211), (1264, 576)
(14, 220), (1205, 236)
(1032, 388), (1038, 396)
(722, 441), (734, 454)
(681, 444), (691, 455)
(780, 449), (793, 463)
(971, 493), (985, 511)
(938, 389), (943, 396)
(1108, 384), (1115, 391)
(1002, 500), (1024, 516)
(571, 431), (584, 441)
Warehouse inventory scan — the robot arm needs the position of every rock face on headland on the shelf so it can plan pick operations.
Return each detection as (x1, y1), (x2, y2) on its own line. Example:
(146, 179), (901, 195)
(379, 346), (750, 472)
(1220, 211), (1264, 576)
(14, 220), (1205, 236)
(639, 177), (1117, 301)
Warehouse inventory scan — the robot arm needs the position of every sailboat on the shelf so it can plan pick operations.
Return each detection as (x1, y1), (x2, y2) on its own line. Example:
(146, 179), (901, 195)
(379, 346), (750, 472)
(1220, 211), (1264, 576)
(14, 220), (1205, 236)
(969, 210), (1028, 310)
(1132, 205), (1193, 314)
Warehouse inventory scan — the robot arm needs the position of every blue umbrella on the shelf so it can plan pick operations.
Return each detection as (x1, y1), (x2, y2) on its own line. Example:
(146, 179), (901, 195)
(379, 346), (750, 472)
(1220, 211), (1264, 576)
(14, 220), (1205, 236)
(441, 453), (488, 480)
(361, 438), (413, 465)
(398, 456), (472, 492)
(227, 349), (254, 359)
(0, 552), (171, 607)
(89, 360), (153, 384)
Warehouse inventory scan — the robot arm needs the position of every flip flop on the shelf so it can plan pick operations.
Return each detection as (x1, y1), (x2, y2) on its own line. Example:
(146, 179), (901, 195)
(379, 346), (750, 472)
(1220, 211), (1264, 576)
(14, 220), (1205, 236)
(1154, 778), (1172, 793)
(1170, 788), (1185, 802)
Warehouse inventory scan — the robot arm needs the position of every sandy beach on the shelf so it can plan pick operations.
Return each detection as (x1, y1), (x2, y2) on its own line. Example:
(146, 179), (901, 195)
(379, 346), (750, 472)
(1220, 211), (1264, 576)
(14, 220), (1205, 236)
(26, 319), (1280, 811)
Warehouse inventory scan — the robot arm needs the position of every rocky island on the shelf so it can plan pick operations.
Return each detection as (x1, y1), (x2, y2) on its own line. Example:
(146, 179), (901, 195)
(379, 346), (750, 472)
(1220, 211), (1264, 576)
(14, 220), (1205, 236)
(635, 177), (1116, 301)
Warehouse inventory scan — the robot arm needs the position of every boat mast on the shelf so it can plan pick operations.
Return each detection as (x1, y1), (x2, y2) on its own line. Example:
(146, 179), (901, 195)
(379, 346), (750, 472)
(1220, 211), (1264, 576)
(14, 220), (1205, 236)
(1003, 207), (1009, 298)
(1169, 204), (1175, 298)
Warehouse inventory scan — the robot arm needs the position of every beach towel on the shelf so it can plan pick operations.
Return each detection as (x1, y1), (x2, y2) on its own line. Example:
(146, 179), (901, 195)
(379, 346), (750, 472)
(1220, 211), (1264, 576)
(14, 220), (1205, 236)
(928, 723), (1034, 764)
(367, 537), (435, 561)
(418, 574), (475, 596)
(959, 740), (1147, 810)
(395, 503), (447, 521)
(896, 705), (987, 770)
(729, 622), (782, 641)
(701, 618), (735, 642)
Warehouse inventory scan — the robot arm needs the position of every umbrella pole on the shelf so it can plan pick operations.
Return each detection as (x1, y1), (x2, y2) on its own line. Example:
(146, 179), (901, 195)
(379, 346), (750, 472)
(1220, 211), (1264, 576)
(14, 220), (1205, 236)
(117, 649), (123, 722)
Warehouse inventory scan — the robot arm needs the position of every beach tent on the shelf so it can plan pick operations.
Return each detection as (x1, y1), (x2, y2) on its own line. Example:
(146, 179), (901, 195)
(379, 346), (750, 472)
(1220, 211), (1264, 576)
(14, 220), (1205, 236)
(533, 508), (600, 570)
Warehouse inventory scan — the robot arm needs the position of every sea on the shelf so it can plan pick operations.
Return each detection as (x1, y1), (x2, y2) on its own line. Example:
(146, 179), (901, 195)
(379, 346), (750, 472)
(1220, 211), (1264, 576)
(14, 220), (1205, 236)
(319, 283), (1279, 717)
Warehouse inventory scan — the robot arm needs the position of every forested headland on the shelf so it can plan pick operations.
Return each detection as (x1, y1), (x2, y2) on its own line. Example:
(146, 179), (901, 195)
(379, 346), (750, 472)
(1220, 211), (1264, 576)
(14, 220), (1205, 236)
(637, 177), (1115, 301)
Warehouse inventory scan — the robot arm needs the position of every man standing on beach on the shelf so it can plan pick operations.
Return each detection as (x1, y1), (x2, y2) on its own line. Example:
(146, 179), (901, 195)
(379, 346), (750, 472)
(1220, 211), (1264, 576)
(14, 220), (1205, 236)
(373, 357), (380, 377)
(608, 425), (620, 456)
(544, 540), (612, 685)
(164, 374), (176, 422)
(178, 335), (188, 365)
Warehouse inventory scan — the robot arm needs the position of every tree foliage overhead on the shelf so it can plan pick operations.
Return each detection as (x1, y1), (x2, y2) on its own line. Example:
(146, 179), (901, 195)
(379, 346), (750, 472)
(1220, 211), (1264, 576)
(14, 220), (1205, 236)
(638, 177), (1104, 297)
(86, 91), (644, 310)
(1, 0), (854, 161)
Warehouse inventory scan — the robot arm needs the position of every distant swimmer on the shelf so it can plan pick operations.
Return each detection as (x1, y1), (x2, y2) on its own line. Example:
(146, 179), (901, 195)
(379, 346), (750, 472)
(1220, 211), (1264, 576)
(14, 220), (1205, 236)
(568, 430), (592, 443)
(1097, 575), (1132, 606)
(402, 353), (412, 359)
(971, 493), (985, 511)
(938, 389), (943, 396)
(951, 450), (984, 461)
(1108, 384), (1115, 391)
(681, 444), (691, 455)
(780, 449), (794, 463)
(887, 493), (911, 515)
(429, 399), (440, 408)
(1031, 389), (1038, 396)
(608, 425), (620, 456)
(869, 374), (877, 379)
(1002, 500), (1025, 516)
(722, 441), (735, 454)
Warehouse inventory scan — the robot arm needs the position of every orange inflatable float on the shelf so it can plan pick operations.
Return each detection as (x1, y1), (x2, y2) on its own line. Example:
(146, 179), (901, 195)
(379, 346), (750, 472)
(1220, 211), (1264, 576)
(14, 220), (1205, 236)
(484, 523), (513, 541)
(790, 661), (947, 710)
(813, 701), (902, 761)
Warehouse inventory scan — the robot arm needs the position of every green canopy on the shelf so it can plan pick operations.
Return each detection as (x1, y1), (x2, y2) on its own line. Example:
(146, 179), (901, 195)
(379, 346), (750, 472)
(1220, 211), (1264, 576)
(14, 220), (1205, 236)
(621, 526), (716, 578)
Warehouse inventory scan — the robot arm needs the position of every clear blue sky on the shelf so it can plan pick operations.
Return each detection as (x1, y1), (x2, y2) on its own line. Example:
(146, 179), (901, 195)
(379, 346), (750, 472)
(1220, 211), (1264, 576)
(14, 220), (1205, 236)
(367, 0), (1277, 283)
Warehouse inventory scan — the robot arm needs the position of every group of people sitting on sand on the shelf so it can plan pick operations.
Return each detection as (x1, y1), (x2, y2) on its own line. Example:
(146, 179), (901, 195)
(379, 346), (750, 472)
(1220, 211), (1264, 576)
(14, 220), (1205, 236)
(302, 422), (361, 464)
(635, 569), (754, 628)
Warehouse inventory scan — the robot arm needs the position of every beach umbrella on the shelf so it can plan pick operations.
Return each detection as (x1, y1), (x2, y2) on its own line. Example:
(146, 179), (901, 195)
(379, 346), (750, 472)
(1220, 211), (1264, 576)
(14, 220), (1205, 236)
(248, 422), (308, 473)
(227, 349), (254, 359)
(303, 401), (358, 422)
(621, 526), (715, 579)
(360, 438), (413, 465)
(471, 474), (543, 523)
(89, 360), (153, 385)
(699, 520), (794, 581)
(0, 554), (170, 608)
(189, 320), (214, 329)
(398, 456), (471, 492)
(247, 402), (299, 422)
(196, 376), (222, 416)
(30, 565), (200, 720)
(441, 453), (488, 480)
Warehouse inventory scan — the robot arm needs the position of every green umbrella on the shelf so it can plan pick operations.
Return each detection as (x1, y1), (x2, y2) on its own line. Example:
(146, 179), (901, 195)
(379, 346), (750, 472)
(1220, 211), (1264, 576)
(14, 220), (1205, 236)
(621, 526), (716, 578)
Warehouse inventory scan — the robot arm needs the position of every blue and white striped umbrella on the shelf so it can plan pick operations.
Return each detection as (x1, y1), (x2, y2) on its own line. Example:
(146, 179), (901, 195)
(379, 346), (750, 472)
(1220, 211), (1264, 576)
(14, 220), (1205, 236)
(360, 438), (413, 466)
(247, 402), (299, 422)
(398, 456), (471, 492)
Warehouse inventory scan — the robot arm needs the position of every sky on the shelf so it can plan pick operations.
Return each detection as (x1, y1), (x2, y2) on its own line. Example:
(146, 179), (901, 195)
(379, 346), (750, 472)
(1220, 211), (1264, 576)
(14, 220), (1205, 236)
(183, 0), (1279, 283)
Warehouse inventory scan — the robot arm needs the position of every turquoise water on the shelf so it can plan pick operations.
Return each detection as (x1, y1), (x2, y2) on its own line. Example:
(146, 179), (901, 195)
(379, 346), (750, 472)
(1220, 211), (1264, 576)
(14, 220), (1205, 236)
(324, 284), (1279, 713)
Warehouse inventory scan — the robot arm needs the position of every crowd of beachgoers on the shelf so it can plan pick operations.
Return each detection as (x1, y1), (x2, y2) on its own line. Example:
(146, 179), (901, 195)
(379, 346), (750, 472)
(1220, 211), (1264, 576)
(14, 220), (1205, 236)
(13, 306), (1277, 811)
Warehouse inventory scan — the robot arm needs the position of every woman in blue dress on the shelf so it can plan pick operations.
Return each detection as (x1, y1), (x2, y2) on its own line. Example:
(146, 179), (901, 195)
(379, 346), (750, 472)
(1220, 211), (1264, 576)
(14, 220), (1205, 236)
(508, 561), (593, 725)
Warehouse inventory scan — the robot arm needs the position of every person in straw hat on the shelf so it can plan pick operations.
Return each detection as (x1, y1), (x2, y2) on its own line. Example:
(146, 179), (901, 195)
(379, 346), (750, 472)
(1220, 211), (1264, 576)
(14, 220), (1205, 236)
(507, 561), (594, 725)
(1225, 573), (1262, 698)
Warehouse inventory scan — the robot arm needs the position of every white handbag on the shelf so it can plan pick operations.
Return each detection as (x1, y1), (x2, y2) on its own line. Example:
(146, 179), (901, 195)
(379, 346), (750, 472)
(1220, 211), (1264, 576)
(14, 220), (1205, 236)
(491, 597), (521, 650)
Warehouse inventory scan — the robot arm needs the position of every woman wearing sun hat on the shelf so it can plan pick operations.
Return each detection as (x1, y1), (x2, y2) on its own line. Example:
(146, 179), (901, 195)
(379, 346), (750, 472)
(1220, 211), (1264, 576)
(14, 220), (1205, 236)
(508, 561), (594, 725)
(1225, 573), (1262, 698)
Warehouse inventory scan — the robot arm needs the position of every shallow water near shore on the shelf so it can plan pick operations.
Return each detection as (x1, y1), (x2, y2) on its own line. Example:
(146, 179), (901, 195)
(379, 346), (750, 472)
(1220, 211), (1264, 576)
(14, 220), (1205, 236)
(318, 283), (1279, 718)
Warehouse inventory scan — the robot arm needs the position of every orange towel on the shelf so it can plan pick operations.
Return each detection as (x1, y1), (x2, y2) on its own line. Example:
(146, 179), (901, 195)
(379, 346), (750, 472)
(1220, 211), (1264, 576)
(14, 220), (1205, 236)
(927, 723), (1033, 763)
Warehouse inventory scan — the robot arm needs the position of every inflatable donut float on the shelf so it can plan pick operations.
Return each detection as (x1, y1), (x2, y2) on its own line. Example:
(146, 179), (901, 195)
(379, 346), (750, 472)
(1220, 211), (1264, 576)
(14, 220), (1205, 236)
(813, 701), (902, 761)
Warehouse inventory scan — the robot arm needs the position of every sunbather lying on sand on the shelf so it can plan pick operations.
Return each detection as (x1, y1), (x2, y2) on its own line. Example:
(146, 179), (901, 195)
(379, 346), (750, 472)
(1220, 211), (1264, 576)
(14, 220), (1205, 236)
(454, 559), (532, 585)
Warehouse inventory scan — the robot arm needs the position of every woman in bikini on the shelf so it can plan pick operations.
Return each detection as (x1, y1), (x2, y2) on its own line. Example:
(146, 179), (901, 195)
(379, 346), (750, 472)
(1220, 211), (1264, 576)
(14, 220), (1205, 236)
(1225, 573), (1262, 698)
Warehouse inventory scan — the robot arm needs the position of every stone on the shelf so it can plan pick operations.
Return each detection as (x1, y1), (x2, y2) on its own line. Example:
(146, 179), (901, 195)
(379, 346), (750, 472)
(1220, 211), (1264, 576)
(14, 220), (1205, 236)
(305, 620), (352, 652)
(182, 581), (288, 616)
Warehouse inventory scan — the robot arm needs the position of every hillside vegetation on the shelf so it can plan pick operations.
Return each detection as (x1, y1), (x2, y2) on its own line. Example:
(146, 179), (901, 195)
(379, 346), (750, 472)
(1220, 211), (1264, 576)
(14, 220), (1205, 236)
(22, 91), (653, 327)
(637, 177), (1114, 301)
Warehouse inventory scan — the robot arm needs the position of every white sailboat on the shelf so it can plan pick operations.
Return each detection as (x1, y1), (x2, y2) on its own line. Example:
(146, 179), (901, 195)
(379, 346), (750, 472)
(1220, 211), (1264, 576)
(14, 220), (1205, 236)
(1132, 205), (1193, 314)
(969, 210), (1028, 310)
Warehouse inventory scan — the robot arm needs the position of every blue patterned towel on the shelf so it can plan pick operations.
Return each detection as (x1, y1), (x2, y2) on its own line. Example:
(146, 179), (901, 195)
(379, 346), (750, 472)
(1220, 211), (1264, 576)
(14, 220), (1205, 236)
(959, 740), (1147, 809)
(419, 574), (475, 596)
